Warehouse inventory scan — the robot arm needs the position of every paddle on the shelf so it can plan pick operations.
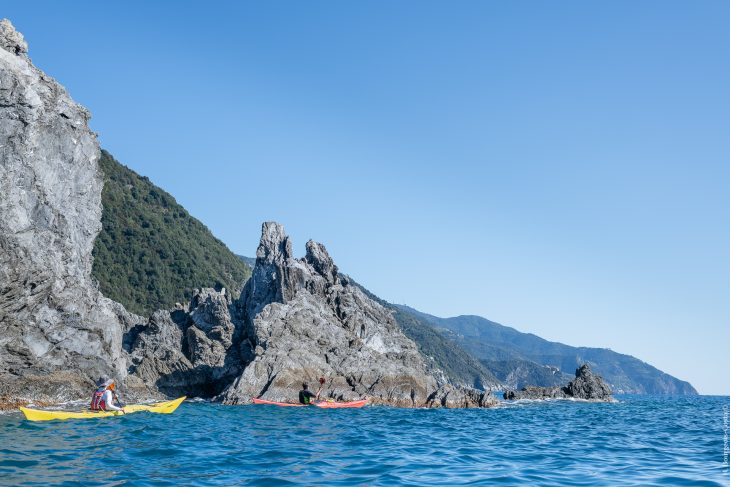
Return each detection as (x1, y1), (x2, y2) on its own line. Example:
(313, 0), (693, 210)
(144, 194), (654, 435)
(113, 391), (126, 408)
(112, 390), (127, 414)
(316, 377), (337, 403)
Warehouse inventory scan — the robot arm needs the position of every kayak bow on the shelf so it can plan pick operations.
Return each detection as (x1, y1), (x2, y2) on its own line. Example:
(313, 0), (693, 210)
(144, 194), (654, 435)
(19, 396), (186, 421)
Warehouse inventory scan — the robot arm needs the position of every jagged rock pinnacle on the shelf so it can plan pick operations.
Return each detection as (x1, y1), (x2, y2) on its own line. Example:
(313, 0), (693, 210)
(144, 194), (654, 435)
(0, 19), (28, 56)
(219, 222), (497, 408)
(305, 240), (338, 283)
(256, 221), (293, 265)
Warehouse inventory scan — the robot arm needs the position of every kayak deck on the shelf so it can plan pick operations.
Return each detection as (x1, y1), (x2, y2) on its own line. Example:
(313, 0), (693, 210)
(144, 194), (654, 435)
(314, 399), (368, 409)
(19, 396), (186, 421)
(252, 398), (368, 408)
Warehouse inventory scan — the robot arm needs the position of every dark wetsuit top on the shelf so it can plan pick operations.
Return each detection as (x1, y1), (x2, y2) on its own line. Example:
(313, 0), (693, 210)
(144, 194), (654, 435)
(299, 390), (316, 404)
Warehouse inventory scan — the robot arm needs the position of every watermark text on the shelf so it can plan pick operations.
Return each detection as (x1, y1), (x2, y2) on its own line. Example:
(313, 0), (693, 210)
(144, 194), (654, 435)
(722, 404), (730, 472)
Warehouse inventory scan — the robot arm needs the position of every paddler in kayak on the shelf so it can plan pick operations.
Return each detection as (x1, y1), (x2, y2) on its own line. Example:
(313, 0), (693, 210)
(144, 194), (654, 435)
(298, 378), (325, 405)
(90, 378), (126, 414)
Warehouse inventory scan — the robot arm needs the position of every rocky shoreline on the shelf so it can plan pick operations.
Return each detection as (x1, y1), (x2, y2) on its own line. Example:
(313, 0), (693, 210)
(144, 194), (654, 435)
(0, 18), (643, 411)
(0, 18), (500, 409)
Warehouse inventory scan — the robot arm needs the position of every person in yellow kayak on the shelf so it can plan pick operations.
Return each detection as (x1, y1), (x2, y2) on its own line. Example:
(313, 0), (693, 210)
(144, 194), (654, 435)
(90, 378), (125, 413)
(298, 378), (324, 405)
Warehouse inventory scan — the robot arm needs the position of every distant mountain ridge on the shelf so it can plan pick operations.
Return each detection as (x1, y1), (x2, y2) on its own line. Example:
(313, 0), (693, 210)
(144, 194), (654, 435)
(397, 305), (697, 395)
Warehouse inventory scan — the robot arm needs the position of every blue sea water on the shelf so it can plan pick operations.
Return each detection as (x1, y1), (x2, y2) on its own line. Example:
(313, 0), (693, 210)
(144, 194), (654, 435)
(1, 395), (728, 486)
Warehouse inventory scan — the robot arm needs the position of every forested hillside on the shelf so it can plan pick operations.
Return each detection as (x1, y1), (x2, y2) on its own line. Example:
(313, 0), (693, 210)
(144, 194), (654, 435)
(92, 150), (251, 316)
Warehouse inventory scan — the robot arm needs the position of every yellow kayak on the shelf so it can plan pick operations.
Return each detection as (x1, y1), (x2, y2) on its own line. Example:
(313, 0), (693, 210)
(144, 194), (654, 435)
(19, 396), (186, 421)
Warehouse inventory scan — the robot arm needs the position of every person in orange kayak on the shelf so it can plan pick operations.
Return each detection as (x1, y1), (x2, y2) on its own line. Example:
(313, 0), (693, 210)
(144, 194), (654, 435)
(90, 378), (125, 413)
(298, 380), (324, 405)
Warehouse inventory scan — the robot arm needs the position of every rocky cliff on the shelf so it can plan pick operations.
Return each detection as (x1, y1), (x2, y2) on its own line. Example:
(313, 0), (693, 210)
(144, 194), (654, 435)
(130, 222), (497, 408)
(221, 223), (495, 407)
(0, 19), (141, 407)
(124, 287), (246, 399)
(0, 20), (495, 408)
(0, 20), (656, 410)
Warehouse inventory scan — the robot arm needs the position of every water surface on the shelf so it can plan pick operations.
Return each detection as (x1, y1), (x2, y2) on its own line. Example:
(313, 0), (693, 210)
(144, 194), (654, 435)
(1, 395), (727, 485)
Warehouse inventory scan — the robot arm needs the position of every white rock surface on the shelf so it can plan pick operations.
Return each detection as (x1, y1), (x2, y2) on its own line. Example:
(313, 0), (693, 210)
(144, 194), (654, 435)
(0, 19), (141, 405)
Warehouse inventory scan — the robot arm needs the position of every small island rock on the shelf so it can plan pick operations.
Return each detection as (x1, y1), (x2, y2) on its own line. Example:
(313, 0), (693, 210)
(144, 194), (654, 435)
(503, 364), (612, 401)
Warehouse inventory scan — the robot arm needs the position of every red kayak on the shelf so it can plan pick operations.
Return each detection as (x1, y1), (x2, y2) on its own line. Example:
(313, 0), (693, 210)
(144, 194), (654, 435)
(252, 398), (368, 408)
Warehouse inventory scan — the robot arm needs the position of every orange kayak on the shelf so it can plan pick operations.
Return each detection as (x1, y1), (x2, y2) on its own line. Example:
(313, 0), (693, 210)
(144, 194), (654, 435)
(314, 399), (368, 409)
(252, 398), (368, 408)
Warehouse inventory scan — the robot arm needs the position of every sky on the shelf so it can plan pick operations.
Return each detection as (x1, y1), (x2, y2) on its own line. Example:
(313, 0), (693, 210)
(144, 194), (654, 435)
(5, 2), (728, 394)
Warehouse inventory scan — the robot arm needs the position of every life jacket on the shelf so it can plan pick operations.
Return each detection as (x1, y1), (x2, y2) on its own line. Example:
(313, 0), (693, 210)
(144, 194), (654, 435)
(90, 388), (107, 411)
(299, 390), (311, 405)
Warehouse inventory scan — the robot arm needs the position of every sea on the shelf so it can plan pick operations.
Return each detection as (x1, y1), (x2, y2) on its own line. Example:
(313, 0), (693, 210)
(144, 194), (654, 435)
(1, 394), (728, 486)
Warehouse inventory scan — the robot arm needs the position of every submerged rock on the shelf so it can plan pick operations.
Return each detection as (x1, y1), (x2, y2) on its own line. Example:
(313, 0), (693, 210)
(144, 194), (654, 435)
(0, 19), (142, 406)
(503, 364), (612, 401)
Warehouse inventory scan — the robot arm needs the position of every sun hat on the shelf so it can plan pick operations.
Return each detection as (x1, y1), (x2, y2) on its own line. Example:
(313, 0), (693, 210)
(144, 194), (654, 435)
(96, 377), (114, 388)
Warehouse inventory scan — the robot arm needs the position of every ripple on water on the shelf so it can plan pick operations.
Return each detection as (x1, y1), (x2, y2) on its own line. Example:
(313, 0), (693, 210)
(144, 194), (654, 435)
(1, 396), (729, 485)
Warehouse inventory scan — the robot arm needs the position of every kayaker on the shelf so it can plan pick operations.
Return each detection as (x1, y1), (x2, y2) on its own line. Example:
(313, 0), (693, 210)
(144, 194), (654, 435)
(90, 378), (125, 413)
(298, 382), (322, 405)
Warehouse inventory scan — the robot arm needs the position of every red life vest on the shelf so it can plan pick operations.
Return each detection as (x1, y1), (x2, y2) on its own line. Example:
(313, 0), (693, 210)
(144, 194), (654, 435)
(90, 389), (107, 411)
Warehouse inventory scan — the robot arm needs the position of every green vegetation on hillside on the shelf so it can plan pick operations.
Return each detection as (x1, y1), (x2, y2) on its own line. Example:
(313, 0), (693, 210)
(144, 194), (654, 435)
(347, 278), (498, 389)
(389, 306), (500, 389)
(92, 150), (251, 316)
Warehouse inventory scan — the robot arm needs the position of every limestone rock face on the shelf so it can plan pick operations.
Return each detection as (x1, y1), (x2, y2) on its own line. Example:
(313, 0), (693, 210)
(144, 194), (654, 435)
(503, 363), (613, 401)
(220, 222), (497, 408)
(125, 288), (245, 399)
(0, 19), (142, 406)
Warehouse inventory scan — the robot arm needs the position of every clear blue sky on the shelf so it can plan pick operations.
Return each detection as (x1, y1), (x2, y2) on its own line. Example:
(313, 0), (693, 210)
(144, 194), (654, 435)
(6, 1), (728, 394)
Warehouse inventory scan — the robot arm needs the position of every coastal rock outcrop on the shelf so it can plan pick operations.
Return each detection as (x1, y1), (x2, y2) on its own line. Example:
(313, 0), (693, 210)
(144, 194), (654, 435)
(503, 364), (612, 401)
(0, 19), (498, 409)
(219, 222), (497, 408)
(2, 19), (623, 410)
(125, 288), (246, 399)
(0, 19), (142, 406)
(123, 222), (497, 408)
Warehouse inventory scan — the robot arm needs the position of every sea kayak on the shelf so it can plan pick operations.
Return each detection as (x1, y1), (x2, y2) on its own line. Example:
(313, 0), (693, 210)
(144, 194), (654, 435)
(19, 396), (186, 421)
(252, 398), (368, 408)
